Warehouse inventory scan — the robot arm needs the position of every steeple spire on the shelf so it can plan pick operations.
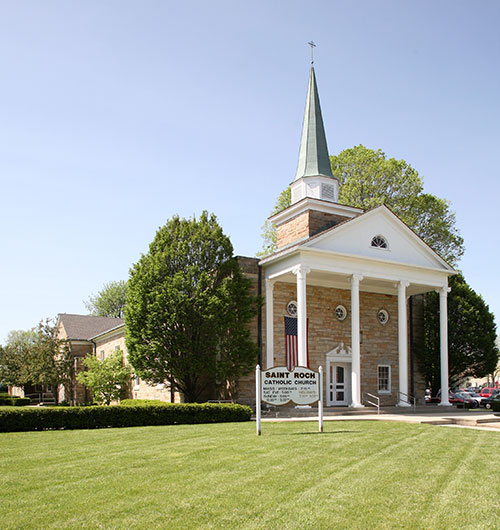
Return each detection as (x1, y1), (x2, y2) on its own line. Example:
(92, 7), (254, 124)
(294, 66), (335, 181)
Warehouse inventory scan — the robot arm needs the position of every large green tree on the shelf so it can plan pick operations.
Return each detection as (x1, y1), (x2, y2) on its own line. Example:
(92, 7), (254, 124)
(84, 280), (128, 318)
(76, 350), (131, 405)
(125, 212), (259, 402)
(420, 274), (498, 392)
(260, 145), (464, 265)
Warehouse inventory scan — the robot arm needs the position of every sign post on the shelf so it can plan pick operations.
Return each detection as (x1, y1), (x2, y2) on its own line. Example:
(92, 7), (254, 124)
(318, 366), (323, 432)
(255, 365), (261, 436)
(257, 365), (322, 435)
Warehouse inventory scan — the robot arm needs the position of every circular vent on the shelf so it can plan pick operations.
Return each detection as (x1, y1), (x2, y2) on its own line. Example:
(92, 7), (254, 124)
(335, 305), (347, 321)
(378, 309), (389, 325)
(287, 300), (298, 317)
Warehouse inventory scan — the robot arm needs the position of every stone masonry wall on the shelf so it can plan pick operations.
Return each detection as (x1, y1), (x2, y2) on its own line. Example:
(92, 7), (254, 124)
(276, 212), (310, 248)
(236, 280), (421, 407)
(276, 210), (350, 249)
(94, 333), (181, 403)
(308, 211), (348, 237)
(233, 256), (262, 403)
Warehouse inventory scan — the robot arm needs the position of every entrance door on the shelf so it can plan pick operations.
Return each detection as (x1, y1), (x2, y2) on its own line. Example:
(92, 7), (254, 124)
(327, 362), (352, 406)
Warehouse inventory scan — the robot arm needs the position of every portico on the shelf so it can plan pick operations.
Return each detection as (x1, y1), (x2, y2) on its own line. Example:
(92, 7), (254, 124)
(262, 247), (453, 407)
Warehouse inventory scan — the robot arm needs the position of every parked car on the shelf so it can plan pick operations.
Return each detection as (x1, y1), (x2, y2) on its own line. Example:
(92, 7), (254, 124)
(482, 394), (500, 410)
(479, 387), (500, 398)
(465, 391), (488, 407)
(449, 392), (479, 408)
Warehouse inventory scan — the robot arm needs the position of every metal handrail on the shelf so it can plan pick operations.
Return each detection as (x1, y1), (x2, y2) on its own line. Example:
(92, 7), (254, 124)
(398, 391), (417, 412)
(363, 392), (380, 414)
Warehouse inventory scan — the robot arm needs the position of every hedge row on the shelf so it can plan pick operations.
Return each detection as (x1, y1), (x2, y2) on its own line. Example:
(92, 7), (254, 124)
(0, 403), (252, 432)
(0, 394), (30, 406)
(120, 399), (171, 406)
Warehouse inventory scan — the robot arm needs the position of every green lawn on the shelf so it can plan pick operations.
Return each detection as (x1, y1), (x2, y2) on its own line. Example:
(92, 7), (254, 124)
(1, 420), (499, 529)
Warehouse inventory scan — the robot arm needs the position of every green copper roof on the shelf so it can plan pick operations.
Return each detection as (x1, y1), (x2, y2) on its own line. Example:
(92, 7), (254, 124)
(294, 67), (335, 181)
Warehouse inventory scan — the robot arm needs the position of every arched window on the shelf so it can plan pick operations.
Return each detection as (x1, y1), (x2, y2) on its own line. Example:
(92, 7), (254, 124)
(371, 235), (388, 249)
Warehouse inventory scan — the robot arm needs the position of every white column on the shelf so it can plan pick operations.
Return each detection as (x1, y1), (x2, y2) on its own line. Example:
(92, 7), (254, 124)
(265, 279), (275, 369)
(350, 274), (363, 407)
(397, 280), (411, 407)
(293, 264), (310, 367)
(438, 286), (451, 406)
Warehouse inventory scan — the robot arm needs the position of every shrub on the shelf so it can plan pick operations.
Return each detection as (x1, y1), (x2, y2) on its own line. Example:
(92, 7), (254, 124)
(12, 397), (30, 406)
(0, 395), (30, 406)
(0, 403), (252, 432)
(120, 399), (171, 406)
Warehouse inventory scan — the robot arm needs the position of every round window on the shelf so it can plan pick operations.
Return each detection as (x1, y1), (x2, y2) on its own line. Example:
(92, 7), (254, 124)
(335, 305), (347, 321)
(378, 309), (389, 325)
(287, 300), (298, 317)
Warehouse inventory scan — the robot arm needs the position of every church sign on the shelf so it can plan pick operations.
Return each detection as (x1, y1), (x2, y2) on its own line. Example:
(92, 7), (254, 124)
(261, 366), (320, 406)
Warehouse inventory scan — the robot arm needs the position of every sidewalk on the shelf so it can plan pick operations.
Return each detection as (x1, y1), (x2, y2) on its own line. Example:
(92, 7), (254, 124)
(259, 405), (500, 431)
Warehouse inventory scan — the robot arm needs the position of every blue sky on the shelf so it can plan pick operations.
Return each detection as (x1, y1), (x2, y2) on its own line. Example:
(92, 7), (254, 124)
(1, 0), (499, 342)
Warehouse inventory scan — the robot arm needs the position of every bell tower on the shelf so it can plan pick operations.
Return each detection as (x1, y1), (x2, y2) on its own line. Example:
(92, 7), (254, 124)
(271, 61), (362, 250)
(290, 66), (339, 205)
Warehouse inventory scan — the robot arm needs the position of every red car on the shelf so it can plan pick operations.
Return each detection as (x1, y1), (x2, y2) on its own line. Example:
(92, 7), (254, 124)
(479, 387), (500, 398)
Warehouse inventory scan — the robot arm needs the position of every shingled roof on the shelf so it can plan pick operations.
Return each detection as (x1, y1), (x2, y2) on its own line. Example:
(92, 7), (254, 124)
(58, 314), (124, 340)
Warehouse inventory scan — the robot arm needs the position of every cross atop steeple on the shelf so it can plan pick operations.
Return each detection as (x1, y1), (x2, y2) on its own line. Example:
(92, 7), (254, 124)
(308, 40), (316, 64)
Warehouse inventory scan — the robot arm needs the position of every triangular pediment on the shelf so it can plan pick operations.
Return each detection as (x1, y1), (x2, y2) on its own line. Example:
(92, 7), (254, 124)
(301, 205), (453, 271)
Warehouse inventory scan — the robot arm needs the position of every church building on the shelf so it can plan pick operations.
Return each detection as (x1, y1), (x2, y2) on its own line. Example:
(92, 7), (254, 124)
(238, 65), (455, 408)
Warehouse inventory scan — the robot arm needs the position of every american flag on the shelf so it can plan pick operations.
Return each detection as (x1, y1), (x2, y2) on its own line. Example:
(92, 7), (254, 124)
(284, 316), (308, 370)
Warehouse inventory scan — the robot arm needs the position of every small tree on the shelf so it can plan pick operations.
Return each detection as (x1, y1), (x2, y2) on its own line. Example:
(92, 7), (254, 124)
(77, 350), (131, 405)
(0, 321), (73, 404)
(84, 280), (128, 318)
(125, 212), (259, 402)
(28, 319), (72, 403)
(0, 330), (37, 387)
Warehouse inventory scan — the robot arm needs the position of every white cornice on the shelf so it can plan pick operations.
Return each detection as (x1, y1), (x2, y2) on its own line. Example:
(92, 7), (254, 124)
(300, 247), (456, 276)
(269, 197), (363, 226)
(90, 324), (126, 342)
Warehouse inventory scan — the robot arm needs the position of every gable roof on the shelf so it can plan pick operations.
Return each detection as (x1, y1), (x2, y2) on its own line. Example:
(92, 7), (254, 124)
(261, 204), (455, 273)
(58, 314), (124, 341)
(301, 204), (454, 271)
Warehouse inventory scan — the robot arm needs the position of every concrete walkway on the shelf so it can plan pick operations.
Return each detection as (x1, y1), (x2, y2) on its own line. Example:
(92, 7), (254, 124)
(259, 405), (500, 431)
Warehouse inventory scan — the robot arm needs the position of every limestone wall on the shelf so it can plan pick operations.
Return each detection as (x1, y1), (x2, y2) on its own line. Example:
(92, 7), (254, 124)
(237, 280), (426, 407)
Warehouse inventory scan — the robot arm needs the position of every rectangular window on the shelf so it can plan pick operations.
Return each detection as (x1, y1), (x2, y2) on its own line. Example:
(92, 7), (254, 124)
(378, 365), (391, 394)
(99, 350), (105, 361)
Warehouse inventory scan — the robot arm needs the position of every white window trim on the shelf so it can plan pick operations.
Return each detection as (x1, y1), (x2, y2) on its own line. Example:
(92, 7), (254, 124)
(377, 364), (391, 395)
